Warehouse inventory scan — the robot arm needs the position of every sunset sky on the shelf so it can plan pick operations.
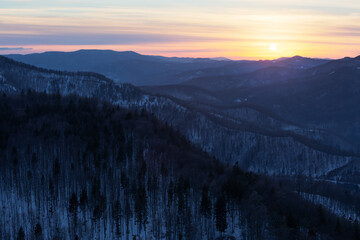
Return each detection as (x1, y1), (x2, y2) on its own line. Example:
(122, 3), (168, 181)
(1, 0), (360, 59)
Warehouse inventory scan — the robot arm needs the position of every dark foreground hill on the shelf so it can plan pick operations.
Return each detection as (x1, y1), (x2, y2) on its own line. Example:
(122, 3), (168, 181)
(0, 93), (359, 240)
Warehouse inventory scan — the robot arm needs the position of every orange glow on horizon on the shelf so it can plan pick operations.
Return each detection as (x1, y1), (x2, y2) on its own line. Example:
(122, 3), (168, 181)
(1, 6), (360, 60)
(3, 41), (357, 61)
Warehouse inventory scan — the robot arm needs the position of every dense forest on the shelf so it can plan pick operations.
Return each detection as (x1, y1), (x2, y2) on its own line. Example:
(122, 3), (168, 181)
(0, 91), (359, 240)
(1, 55), (357, 179)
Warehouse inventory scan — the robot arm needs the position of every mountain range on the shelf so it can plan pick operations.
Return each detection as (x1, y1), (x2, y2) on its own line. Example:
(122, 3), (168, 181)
(1, 50), (360, 239)
(0, 54), (359, 178)
(6, 50), (329, 86)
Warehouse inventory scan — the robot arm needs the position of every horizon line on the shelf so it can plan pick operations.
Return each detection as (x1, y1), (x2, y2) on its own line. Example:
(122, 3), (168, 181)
(0, 48), (344, 61)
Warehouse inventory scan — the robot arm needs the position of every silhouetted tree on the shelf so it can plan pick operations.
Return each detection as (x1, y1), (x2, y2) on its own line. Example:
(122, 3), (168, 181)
(200, 185), (211, 218)
(69, 193), (78, 214)
(16, 227), (25, 240)
(34, 223), (42, 240)
(215, 195), (227, 234)
(134, 184), (147, 233)
(112, 200), (122, 238)
(53, 157), (60, 177)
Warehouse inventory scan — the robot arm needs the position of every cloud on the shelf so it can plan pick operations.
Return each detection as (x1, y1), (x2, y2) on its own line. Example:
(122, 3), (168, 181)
(1, 3), (360, 59)
(0, 47), (33, 51)
(0, 33), (229, 46)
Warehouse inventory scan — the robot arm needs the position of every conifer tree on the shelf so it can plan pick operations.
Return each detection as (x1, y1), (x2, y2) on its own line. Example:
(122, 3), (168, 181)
(215, 195), (227, 234)
(112, 200), (122, 238)
(135, 184), (148, 233)
(16, 227), (25, 240)
(34, 223), (42, 240)
(69, 192), (78, 214)
(200, 185), (211, 218)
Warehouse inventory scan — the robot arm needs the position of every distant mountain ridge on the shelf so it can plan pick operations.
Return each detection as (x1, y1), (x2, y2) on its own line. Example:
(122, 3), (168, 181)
(4, 50), (330, 86)
(5, 50), (229, 85)
(144, 54), (360, 147)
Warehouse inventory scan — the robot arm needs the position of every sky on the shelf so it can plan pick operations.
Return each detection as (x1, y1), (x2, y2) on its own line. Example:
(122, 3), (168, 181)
(1, 0), (360, 59)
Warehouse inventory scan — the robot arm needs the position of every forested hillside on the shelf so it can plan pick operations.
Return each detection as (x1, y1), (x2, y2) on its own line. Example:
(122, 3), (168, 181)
(0, 55), (357, 179)
(1, 93), (359, 240)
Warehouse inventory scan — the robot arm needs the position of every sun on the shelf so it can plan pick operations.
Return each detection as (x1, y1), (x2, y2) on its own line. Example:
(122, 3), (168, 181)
(269, 43), (277, 52)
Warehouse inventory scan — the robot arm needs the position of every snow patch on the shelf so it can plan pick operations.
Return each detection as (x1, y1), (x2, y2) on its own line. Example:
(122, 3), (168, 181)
(300, 192), (360, 222)
(0, 73), (5, 83)
(234, 98), (247, 103)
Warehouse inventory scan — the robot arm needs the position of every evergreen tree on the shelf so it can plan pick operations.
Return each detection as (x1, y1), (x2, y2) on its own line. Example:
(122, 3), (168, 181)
(176, 178), (186, 215)
(354, 220), (360, 240)
(80, 188), (88, 209)
(117, 144), (125, 164)
(335, 217), (341, 233)
(53, 157), (60, 177)
(48, 179), (55, 215)
(134, 184), (147, 233)
(112, 200), (122, 238)
(31, 152), (37, 164)
(167, 180), (174, 206)
(34, 223), (42, 240)
(200, 185), (211, 218)
(16, 227), (25, 240)
(11, 146), (18, 167)
(125, 199), (132, 236)
(317, 205), (326, 225)
(215, 195), (227, 234)
(69, 192), (78, 214)
(69, 192), (79, 234)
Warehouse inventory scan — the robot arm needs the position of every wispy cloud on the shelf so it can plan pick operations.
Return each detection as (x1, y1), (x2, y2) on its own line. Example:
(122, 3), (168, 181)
(1, 2), (360, 59)
(0, 47), (33, 51)
(0, 33), (231, 45)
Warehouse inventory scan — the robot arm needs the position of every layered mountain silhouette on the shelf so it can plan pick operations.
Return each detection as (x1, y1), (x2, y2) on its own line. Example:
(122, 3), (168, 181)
(6, 50), (329, 86)
(1, 51), (360, 239)
(143, 55), (360, 144)
(0, 55), (359, 179)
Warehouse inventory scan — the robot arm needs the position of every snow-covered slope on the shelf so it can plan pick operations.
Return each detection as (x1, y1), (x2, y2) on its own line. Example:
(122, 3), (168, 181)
(0, 56), (357, 179)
